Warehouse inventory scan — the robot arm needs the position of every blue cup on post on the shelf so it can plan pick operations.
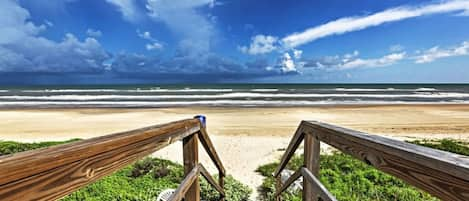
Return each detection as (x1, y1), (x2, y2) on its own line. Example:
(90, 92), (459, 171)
(194, 115), (206, 128)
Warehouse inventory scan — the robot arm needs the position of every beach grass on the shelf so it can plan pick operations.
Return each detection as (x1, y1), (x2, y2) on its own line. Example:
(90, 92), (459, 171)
(256, 139), (469, 201)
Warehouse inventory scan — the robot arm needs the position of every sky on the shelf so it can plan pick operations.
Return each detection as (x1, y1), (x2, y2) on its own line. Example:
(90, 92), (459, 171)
(1, 0), (469, 84)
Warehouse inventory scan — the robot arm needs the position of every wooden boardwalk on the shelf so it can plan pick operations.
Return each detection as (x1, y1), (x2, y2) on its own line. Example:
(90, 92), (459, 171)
(1, 117), (469, 200)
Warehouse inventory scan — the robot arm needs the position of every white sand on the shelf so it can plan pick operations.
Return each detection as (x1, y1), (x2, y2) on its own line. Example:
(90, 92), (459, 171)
(1, 105), (469, 199)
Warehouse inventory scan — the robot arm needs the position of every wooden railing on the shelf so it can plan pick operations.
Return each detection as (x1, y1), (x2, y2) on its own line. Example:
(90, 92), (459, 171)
(274, 121), (469, 201)
(0, 116), (225, 201)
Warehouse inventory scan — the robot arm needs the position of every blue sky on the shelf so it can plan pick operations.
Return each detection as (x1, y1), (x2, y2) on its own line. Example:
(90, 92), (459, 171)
(1, 0), (469, 84)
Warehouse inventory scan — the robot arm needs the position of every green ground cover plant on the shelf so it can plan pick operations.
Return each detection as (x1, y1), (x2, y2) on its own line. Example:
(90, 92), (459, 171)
(257, 139), (469, 201)
(0, 139), (251, 201)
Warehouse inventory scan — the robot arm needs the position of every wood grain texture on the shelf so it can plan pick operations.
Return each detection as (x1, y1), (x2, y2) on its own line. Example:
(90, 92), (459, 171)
(274, 168), (302, 198)
(199, 164), (224, 196)
(301, 168), (337, 201)
(169, 165), (200, 201)
(303, 121), (469, 201)
(274, 121), (305, 177)
(183, 132), (200, 201)
(303, 133), (320, 201)
(199, 126), (225, 175)
(0, 118), (201, 201)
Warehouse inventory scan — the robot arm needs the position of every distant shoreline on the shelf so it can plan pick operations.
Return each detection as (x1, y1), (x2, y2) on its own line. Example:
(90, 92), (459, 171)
(2, 102), (469, 110)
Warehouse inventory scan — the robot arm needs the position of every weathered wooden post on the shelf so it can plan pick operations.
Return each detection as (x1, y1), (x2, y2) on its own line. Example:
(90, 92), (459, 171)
(276, 175), (282, 201)
(182, 116), (203, 201)
(303, 132), (320, 201)
(219, 170), (225, 201)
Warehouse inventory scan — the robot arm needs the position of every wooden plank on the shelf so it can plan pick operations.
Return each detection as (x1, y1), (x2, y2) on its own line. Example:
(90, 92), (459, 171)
(303, 133), (320, 201)
(301, 168), (337, 201)
(169, 165), (200, 201)
(199, 164), (225, 196)
(219, 171), (225, 201)
(303, 121), (469, 201)
(274, 168), (302, 198)
(275, 176), (281, 201)
(183, 132), (200, 201)
(0, 119), (200, 200)
(274, 121), (306, 177)
(199, 126), (226, 175)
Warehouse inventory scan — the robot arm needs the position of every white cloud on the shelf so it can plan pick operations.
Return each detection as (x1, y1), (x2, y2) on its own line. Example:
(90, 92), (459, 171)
(86, 29), (102, 37)
(282, 0), (469, 48)
(146, 42), (163, 50)
(146, 0), (216, 56)
(0, 0), (46, 45)
(105, 0), (141, 23)
(339, 52), (406, 69)
(280, 52), (297, 73)
(293, 49), (303, 59)
(238, 35), (278, 55)
(305, 51), (406, 70)
(0, 0), (110, 73)
(137, 30), (153, 40)
(241, 0), (469, 53)
(137, 30), (163, 51)
(415, 41), (469, 63)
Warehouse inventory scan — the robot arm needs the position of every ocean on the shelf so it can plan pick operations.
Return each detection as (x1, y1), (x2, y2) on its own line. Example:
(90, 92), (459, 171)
(0, 84), (468, 108)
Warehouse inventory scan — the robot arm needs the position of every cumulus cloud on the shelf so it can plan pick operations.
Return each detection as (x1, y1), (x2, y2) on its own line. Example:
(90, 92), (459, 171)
(105, 0), (141, 23)
(86, 29), (102, 37)
(293, 49), (303, 59)
(146, 0), (216, 56)
(137, 30), (154, 41)
(415, 41), (469, 63)
(238, 35), (278, 55)
(0, 0), (110, 73)
(280, 52), (297, 73)
(137, 30), (163, 51)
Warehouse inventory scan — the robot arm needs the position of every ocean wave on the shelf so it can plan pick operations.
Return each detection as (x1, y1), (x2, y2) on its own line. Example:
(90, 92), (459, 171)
(415, 88), (436, 91)
(250, 89), (279, 92)
(2, 92), (469, 101)
(0, 100), (466, 107)
(20, 88), (234, 93)
(334, 88), (396, 91)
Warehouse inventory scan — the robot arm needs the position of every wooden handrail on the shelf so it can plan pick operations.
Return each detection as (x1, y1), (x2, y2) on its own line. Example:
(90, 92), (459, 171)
(275, 120), (469, 201)
(0, 116), (226, 201)
(301, 168), (337, 201)
(170, 165), (200, 201)
(275, 167), (336, 201)
(274, 167), (302, 198)
(274, 123), (305, 177)
(199, 126), (226, 175)
(199, 164), (225, 197)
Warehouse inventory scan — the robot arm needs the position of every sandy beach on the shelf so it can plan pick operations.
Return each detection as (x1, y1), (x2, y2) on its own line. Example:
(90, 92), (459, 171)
(1, 105), (469, 198)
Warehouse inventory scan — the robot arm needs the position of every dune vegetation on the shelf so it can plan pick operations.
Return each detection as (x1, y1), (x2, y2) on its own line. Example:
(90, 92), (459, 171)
(0, 140), (251, 201)
(256, 139), (469, 201)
